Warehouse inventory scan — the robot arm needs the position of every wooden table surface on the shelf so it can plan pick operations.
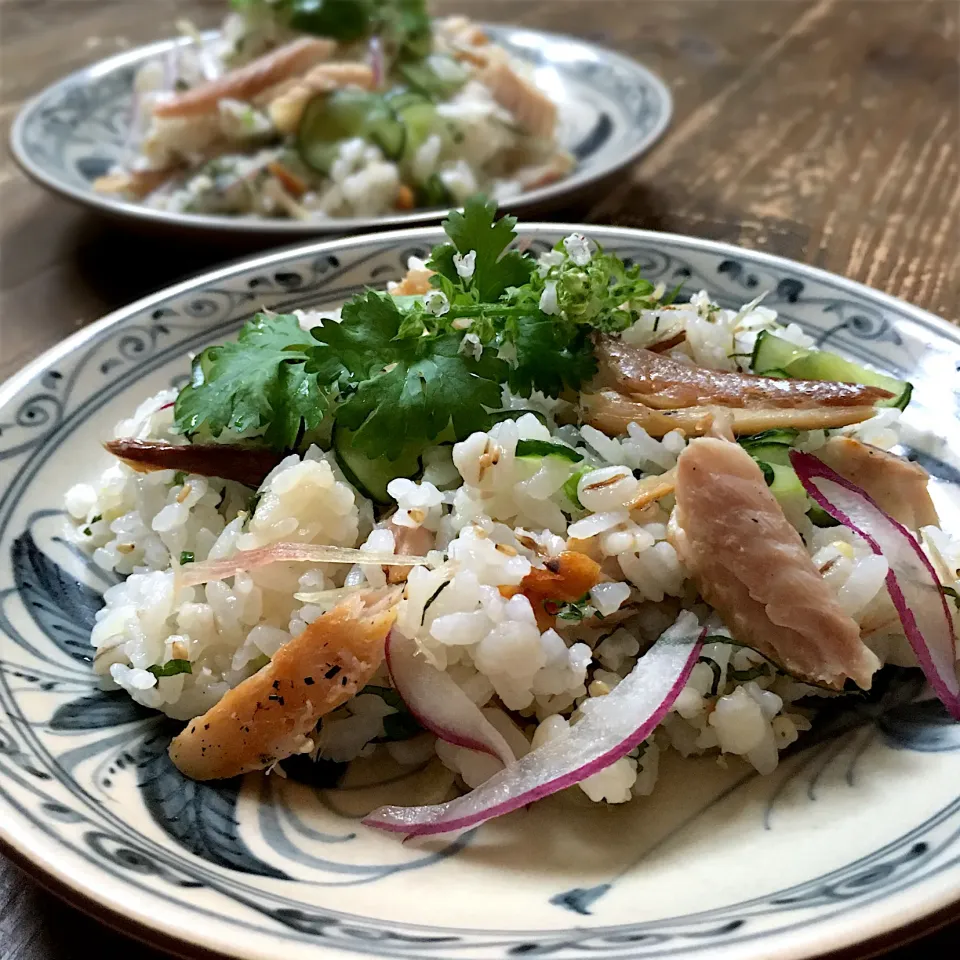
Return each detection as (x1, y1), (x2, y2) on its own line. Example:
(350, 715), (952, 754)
(1, 0), (958, 956)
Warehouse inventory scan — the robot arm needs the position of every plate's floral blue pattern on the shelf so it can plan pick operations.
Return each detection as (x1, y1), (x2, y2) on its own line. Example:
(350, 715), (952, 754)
(1, 227), (958, 960)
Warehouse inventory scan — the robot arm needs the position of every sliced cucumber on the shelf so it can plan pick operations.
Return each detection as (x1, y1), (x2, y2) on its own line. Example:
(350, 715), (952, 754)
(739, 428), (799, 466)
(365, 101), (406, 160)
(808, 504), (841, 528)
(297, 89), (374, 174)
(515, 439), (583, 463)
(751, 331), (912, 409)
(333, 423), (421, 504)
(563, 468), (591, 510)
(742, 442), (792, 466)
(753, 458), (808, 523)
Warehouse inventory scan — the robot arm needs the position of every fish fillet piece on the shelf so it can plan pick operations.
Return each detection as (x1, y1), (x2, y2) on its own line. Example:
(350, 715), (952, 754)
(671, 438), (879, 689)
(389, 264), (434, 296)
(480, 53), (556, 139)
(104, 439), (281, 488)
(582, 390), (878, 438)
(93, 167), (175, 198)
(154, 37), (336, 118)
(169, 589), (399, 780)
(816, 436), (939, 531)
(596, 337), (893, 409)
(269, 62), (377, 134)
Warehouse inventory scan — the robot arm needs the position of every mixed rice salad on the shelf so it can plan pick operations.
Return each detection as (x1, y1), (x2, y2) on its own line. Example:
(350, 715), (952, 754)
(66, 199), (960, 835)
(95, 0), (569, 219)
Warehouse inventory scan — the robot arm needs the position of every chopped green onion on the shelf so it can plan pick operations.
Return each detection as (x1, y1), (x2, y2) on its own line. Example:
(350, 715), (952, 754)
(179, 551), (195, 565)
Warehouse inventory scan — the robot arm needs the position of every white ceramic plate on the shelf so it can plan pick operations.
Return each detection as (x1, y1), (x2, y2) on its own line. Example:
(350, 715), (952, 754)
(1, 225), (958, 960)
(9, 26), (671, 236)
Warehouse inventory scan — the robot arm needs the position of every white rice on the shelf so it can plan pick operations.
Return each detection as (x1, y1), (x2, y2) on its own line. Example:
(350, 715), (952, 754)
(65, 285), (953, 806)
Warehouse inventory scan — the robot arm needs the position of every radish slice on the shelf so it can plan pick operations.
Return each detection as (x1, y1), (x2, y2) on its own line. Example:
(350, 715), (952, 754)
(791, 450), (960, 719)
(386, 630), (516, 767)
(179, 542), (431, 587)
(364, 612), (704, 837)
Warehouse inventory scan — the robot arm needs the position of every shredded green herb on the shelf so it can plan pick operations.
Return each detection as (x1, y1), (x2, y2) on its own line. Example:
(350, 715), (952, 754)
(172, 196), (671, 478)
(696, 656), (722, 697)
(179, 551), (195, 565)
(729, 663), (769, 683)
(548, 594), (596, 623)
(148, 659), (193, 678)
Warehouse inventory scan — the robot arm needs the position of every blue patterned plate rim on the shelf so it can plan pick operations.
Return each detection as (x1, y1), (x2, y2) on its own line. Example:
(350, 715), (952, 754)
(1, 224), (958, 960)
(8, 25), (673, 235)
(3, 224), (958, 408)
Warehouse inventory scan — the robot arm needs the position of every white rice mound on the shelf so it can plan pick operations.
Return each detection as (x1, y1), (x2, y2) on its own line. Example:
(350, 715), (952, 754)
(133, 15), (560, 219)
(65, 287), (957, 805)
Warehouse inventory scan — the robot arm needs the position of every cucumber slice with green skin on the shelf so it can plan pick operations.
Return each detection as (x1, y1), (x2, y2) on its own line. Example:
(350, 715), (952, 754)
(366, 102), (406, 160)
(751, 331), (912, 409)
(398, 101), (446, 167)
(808, 504), (841, 528)
(753, 459), (808, 522)
(563, 468), (591, 510)
(515, 439), (583, 462)
(297, 89), (374, 174)
(746, 443), (792, 466)
(332, 423), (421, 504)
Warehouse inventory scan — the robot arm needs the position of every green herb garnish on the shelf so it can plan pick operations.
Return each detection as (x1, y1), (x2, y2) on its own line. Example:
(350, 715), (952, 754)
(549, 594), (595, 623)
(171, 197), (673, 486)
(148, 659), (192, 678)
(179, 551), (195, 565)
(173, 471), (188, 486)
(696, 656), (722, 697)
(729, 663), (769, 683)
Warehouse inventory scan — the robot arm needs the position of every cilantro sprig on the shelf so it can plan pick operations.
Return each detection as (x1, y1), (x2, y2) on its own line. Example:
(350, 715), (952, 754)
(172, 195), (667, 476)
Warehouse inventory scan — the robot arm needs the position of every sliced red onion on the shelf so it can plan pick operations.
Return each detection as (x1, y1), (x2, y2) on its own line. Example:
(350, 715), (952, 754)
(364, 612), (704, 837)
(179, 542), (430, 587)
(368, 36), (385, 89)
(791, 450), (960, 719)
(386, 630), (516, 767)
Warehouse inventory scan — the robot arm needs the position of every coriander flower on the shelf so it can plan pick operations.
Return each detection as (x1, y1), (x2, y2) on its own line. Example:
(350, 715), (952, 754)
(424, 290), (450, 316)
(562, 232), (593, 266)
(459, 332), (483, 360)
(536, 248), (565, 277)
(539, 280), (560, 316)
(453, 249), (477, 279)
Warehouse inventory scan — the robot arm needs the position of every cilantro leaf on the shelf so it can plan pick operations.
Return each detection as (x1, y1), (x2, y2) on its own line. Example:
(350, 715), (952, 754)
(309, 290), (405, 380)
(336, 333), (506, 459)
(429, 195), (533, 302)
(507, 313), (596, 398)
(174, 313), (329, 451)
